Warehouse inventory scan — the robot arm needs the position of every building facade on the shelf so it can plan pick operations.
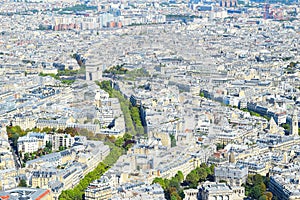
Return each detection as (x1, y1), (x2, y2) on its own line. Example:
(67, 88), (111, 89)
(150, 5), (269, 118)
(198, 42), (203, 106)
(214, 164), (248, 186)
(198, 182), (245, 200)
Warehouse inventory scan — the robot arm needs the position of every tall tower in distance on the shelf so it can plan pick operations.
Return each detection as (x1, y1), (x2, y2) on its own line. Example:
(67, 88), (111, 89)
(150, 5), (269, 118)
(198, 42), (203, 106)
(291, 109), (298, 136)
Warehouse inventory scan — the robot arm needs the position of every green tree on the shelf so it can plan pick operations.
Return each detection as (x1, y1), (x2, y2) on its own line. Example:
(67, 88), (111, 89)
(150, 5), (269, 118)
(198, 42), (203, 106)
(57, 129), (64, 133)
(97, 80), (139, 135)
(123, 133), (132, 141)
(41, 127), (52, 133)
(106, 135), (116, 143)
(252, 174), (264, 185)
(31, 127), (41, 133)
(65, 127), (78, 137)
(18, 179), (27, 187)
(24, 153), (29, 162)
(178, 189), (185, 199)
(115, 137), (124, 147)
(59, 146), (66, 151)
(259, 195), (267, 200)
(153, 177), (166, 189)
(152, 171), (186, 200)
(202, 163), (212, 175)
(170, 134), (176, 147)
(7, 126), (27, 148)
(252, 183), (268, 199)
(59, 138), (125, 200)
(216, 143), (224, 150)
(244, 174), (268, 199)
(265, 192), (273, 200)
(46, 141), (52, 149)
(185, 170), (199, 188)
(168, 187), (181, 200)
(281, 123), (290, 131)
(130, 106), (143, 127)
(209, 164), (215, 174)
(170, 193), (181, 200)
(169, 177), (180, 190)
(250, 185), (263, 199)
(260, 182), (266, 192)
(171, 194), (178, 200)
(196, 167), (208, 182)
(176, 171), (184, 182)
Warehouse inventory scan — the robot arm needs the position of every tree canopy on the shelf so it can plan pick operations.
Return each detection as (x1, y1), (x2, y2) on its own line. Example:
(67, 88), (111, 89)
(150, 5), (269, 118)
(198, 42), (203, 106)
(153, 171), (185, 200)
(243, 174), (271, 200)
(59, 134), (130, 200)
(97, 80), (145, 136)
